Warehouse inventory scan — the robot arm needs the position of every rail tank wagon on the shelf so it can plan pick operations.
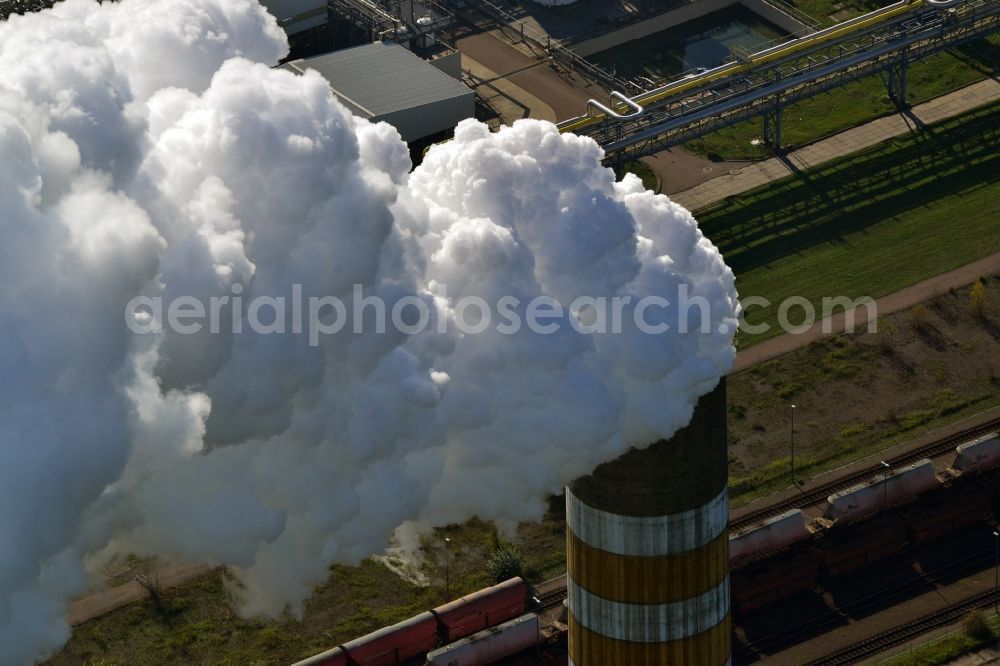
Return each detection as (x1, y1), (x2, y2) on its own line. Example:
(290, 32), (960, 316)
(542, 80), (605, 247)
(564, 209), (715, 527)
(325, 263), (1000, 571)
(951, 432), (1000, 475)
(425, 613), (539, 666)
(824, 459), (938, 524)
(730, 509), (812, 566)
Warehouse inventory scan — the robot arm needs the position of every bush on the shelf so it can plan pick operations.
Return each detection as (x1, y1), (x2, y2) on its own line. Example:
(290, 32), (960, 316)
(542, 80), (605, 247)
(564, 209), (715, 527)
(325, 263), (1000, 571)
(970, 278), (988, 319)
(877, 321), (898, 355)
(911, 304), (929, 332)
(486, 543), (524, 584)
(963, 610), (993, 641)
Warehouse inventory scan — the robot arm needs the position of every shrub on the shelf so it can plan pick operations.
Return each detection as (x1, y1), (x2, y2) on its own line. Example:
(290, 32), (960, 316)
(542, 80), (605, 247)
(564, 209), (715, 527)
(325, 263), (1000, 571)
(910, 304), (929, 332)
(970, 278), (988, 319)
(486, 543), (524, 584)
(963, 610), (993, 641)
(877, 321), (898, 354)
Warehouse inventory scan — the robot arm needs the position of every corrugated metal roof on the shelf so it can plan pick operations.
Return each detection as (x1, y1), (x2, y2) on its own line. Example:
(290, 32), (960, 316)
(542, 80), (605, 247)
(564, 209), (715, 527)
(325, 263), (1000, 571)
(281, 41), (472, 119)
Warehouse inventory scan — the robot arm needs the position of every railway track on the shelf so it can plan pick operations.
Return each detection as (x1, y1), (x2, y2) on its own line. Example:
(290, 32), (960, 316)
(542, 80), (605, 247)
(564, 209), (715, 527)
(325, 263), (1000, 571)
(804, 585), (1000, 665)
(534, 586), (568, 613)
(730, 416), (1000, 532)
(732, 543), (996, 663)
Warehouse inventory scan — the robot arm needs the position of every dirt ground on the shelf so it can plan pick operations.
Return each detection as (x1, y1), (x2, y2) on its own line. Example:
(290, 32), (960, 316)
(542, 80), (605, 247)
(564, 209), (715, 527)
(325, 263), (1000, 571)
(727, 275), (1000, 492)
(51, 279), (1000, 663)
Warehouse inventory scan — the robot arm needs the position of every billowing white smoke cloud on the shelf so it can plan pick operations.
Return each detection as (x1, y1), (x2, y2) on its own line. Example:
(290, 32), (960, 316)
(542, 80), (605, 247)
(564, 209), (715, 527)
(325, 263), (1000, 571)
(0, 0), (738, 663)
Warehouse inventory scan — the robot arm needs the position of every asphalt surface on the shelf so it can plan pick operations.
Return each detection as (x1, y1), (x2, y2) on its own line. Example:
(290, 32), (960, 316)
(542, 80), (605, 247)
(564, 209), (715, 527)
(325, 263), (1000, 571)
(456, 31), (596, 121)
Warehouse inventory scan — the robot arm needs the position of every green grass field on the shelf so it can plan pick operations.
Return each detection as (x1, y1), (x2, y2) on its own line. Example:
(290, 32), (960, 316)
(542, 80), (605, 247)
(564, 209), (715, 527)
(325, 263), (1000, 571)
(684, 37), (1000, 161)
(617, 159), (660, 191)
(881, 612), (1000, 665)
(695, 100), (1000, 348)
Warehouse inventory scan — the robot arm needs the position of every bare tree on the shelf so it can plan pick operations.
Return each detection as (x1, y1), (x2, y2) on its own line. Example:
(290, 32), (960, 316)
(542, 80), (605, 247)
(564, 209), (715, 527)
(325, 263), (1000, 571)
(135, 560), (168, 617)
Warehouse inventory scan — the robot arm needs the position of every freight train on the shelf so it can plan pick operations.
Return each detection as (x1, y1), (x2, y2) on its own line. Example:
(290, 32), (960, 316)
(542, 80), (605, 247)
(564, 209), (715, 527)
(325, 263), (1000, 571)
(296, 432), (1000, 660)
(291, 577), (536, 666)
(730, 432), (1000, 614)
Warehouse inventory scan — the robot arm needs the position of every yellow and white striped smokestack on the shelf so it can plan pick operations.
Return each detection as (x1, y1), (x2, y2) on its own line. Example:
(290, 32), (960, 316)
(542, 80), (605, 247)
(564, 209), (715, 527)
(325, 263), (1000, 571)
(566, 380), (730, 665)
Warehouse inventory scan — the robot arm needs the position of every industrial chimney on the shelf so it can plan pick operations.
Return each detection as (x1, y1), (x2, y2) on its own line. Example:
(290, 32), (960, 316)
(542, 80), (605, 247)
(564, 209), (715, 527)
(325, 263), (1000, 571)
(566, 379), (730, 665)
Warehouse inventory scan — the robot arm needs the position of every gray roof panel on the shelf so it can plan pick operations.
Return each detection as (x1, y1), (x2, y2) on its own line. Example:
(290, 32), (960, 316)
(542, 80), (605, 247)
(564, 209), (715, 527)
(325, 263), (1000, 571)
(284, 41), (472, 119)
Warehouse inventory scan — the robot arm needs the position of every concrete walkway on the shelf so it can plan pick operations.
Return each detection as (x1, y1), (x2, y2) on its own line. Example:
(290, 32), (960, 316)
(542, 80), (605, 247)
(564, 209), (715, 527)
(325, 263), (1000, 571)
(732, 251), (1000, 373)
(672, 77), (1000, 212)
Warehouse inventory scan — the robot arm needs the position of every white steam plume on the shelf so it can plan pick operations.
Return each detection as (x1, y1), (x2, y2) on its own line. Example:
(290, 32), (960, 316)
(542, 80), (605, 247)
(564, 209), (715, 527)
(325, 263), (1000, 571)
(0, 0), (738, 663)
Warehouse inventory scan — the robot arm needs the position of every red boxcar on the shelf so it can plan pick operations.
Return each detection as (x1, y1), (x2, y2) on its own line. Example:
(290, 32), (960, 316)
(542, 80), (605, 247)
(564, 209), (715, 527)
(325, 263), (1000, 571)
(290, 646), (348, 666)
(341, 611), (438, 666)
(432, 577), (528, 642)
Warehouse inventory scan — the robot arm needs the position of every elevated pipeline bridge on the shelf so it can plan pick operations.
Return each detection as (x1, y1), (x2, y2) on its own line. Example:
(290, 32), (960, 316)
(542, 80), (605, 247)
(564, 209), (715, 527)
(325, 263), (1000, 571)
(556, 0), (999, 160)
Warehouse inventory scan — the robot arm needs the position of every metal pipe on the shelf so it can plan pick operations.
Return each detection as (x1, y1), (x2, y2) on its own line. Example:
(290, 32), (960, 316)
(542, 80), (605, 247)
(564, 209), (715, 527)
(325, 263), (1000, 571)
(559, 0), (931, 133)
(585, 91), (644, 120)
(599, 15), (961, 153)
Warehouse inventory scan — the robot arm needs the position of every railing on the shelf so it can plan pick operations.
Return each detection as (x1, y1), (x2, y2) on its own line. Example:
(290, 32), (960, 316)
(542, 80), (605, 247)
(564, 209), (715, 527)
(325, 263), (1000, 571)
(461, 0), (644, 94)
(765, 0), (823, 30)
(617, 6), (998, 156)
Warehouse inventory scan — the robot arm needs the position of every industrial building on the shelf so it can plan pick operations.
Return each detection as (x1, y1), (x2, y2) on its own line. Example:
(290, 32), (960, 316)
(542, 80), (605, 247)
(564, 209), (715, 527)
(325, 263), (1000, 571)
(280, 41), (474, 154)
(565, 380), (730, 665)
(264, 0), (458, 60)
(261, 0), (329, 36)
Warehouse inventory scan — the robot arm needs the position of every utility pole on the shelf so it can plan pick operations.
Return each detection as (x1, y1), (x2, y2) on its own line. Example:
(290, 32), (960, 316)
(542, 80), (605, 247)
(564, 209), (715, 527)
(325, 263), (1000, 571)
(880, 461), (891, 510)
(444, 537), (452, 601)
(790, 404), (796, 485)
(994, 531), (999, 616)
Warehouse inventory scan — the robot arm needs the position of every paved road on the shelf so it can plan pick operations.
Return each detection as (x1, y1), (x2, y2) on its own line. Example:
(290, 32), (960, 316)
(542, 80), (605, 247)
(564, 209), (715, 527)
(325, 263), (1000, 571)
(672, 78), (1000, 212)
(642, 149), (751, 195)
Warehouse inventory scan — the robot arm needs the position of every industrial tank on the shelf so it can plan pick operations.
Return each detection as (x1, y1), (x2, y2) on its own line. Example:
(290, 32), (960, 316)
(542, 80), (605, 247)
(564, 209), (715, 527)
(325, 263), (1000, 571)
(565, 380), (730, 665)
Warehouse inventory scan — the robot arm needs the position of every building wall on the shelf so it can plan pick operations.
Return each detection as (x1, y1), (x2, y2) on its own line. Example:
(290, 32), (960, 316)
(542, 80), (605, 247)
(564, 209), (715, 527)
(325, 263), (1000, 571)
(375, 91), (475, 143)
(566, 380), (730, 666)
(429, 50), (463, 81)
(261, 0), (328, 35)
